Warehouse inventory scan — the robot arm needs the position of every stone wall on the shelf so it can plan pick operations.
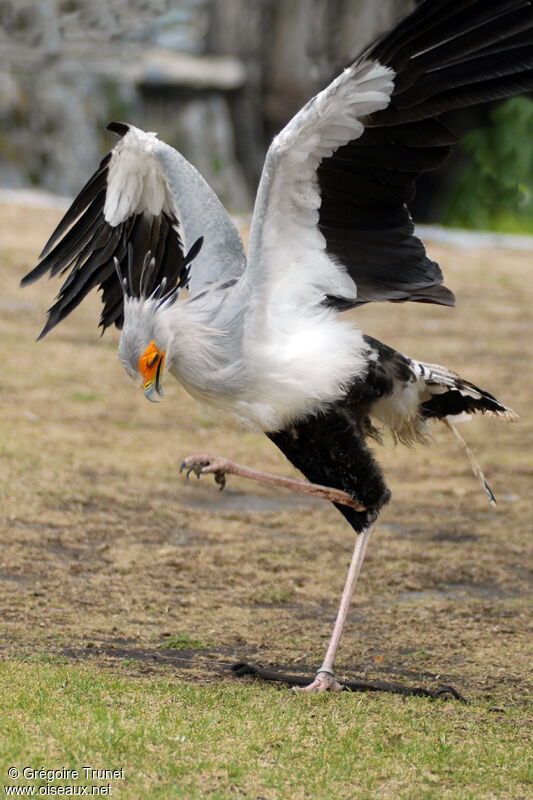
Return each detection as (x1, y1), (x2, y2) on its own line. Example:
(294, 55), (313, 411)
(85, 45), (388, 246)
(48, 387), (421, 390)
(1, 0), (412, 210)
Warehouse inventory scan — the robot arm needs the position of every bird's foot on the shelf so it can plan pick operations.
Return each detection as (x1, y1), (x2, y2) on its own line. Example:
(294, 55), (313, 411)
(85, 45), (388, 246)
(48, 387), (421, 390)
(293, 670), (344, 693)
(180, 454), (229, 490)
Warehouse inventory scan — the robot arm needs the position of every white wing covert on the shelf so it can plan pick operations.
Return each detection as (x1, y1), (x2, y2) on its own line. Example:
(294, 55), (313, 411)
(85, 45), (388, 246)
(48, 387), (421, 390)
(247, 61), (395, 307)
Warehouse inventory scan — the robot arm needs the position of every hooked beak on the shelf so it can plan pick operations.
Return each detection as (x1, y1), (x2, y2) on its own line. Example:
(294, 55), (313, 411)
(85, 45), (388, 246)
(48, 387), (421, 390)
(139, 341), (166, 402)
(143, 355), (165, 402)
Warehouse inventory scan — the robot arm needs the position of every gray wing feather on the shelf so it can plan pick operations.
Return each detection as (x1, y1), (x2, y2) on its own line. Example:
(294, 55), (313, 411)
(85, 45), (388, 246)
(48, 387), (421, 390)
(153, 141), (247, 295)
(246, 61), (395, 304)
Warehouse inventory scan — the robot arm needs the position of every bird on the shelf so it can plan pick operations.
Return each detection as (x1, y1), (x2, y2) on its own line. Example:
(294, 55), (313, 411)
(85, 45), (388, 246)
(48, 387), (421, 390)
(22, 0), (531, 692)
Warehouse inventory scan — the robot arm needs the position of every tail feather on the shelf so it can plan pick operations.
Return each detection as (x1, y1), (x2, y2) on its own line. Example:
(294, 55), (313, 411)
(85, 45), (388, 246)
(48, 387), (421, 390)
(415, 360), (518, 505)
(416, 361), (518, 421)
(442, 418), (497, 505)
(364, 343), (517, 504)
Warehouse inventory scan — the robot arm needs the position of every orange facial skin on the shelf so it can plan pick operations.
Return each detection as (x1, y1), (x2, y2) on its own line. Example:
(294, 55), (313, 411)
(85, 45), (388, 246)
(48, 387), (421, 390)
(138, 340), (166, 400)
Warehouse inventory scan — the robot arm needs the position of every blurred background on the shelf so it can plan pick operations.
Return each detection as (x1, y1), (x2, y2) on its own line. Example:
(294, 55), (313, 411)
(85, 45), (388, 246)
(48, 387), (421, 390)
(2, 0), (533, 231)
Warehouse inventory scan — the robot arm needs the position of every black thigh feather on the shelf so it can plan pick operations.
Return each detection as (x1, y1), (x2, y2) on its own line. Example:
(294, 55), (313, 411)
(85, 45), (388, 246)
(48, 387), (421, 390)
(267, 406), (391, 534)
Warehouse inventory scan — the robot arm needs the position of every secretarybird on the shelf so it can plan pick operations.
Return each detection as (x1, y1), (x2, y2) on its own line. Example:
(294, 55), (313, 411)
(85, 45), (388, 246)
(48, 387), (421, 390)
(23, 0), (530, 692)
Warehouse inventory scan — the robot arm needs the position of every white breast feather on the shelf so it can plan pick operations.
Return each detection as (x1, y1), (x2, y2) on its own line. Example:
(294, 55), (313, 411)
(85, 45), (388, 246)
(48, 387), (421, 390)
(239, 308), (369, 431)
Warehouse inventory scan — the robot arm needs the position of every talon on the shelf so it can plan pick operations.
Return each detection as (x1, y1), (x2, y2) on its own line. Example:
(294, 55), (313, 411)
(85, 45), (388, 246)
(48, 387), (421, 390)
(182, 458), (214, 481)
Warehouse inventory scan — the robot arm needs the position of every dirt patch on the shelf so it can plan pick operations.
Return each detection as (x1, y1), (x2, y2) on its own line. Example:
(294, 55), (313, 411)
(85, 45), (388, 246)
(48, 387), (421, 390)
(0, 202), (532, 703)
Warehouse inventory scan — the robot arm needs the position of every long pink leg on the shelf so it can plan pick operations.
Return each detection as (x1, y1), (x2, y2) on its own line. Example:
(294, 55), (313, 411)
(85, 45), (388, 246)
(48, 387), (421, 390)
(180, 452), (373, 692)
(295, 523), (375, 692)
(180, 453), (366, 511)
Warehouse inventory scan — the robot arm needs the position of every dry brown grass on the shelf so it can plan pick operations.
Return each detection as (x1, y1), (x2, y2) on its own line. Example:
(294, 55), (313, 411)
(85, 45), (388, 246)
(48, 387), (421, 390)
(1, 201), (531, 703)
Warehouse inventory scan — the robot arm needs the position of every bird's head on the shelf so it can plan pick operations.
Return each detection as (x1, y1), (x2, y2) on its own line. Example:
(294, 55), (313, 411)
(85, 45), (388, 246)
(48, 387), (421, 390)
(114, 249), (185, 403)
(115, 239), (203, 402)
(118, 295), (171, 402)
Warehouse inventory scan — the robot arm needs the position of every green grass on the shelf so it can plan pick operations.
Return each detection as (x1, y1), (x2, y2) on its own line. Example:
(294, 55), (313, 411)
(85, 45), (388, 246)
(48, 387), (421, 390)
(159, 633), (207, 651)
(0, 661), (530, 799)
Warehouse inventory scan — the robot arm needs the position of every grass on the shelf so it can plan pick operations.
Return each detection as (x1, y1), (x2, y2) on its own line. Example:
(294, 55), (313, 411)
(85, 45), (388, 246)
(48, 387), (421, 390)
(159, 633), (208, 651)
(0, 660), (531, 800)
(251, 587), (294, 604)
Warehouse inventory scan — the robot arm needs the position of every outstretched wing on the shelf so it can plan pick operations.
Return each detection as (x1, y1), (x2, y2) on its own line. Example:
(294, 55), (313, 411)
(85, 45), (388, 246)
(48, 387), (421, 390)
(21, 122), (247, 337)
(248, 0), (533, 309)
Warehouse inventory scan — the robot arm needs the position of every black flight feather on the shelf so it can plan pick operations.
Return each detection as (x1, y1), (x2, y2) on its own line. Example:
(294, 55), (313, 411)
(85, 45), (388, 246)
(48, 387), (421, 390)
(21, 123), (201, 337)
